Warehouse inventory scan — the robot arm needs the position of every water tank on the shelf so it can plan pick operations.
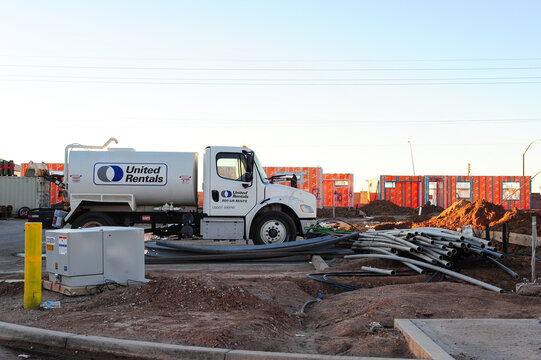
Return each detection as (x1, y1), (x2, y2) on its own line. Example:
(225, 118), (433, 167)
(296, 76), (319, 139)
(68, 150), (198, 206)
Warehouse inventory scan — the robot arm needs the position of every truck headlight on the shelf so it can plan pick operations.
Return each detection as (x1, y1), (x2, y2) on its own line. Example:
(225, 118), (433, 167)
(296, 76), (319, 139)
(300, 204), (314, 213)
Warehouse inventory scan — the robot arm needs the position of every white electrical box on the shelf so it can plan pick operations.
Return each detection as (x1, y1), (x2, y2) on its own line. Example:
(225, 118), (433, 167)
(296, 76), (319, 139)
(45, 227), (146, 287)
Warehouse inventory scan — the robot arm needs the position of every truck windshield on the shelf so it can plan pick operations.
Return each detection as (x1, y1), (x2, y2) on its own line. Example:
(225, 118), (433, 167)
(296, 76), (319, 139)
(253, 154), (268, 184)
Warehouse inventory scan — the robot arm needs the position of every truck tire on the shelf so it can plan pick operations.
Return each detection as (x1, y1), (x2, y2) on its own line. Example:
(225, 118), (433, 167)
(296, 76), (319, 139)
(252, 211), (296, 245)
(71, 213), (116, 228)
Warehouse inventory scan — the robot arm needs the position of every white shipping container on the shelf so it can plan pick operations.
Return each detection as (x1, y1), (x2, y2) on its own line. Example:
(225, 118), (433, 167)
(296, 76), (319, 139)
(0, 177), (51, 215)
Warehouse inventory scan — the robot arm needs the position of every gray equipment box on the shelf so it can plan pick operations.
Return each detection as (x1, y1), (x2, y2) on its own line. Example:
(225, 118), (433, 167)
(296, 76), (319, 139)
(201, 217), (244, 240)
(45, 227), (146, 287)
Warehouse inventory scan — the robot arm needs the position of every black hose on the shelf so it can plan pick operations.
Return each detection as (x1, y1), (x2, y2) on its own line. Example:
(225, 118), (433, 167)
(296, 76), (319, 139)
(307, 270), (418, 291)
(300, 293), (324, 313)
(425, 272), (440, 283)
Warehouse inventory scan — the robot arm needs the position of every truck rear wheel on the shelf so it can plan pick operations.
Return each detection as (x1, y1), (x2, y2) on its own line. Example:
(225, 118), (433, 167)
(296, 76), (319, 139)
(71, 213), (116, 228)
(252, 211), (296, 245)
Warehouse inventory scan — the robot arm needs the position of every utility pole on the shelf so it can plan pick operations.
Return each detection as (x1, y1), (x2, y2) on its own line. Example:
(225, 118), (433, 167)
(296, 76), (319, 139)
(408, 141), (416, 176)
(523, 139), (541, 176)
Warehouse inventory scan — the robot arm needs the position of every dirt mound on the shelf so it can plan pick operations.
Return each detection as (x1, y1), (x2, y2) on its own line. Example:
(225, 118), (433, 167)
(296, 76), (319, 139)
(372, 221), (412, 230)
(491, 208), (541, 235)
(78, 276), (270, 312)
(414, 199), (507, 230)
(419, 202), (444, 215)
(361, 200), (417, 216)
(0, 281), (23, 297)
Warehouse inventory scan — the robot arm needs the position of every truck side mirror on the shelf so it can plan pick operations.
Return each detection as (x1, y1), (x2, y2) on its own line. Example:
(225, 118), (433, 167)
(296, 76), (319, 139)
(242, 150), (254, 173)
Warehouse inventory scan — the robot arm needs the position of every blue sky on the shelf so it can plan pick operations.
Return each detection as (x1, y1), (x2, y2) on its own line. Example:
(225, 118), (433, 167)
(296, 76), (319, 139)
(1, 1), (540, 193)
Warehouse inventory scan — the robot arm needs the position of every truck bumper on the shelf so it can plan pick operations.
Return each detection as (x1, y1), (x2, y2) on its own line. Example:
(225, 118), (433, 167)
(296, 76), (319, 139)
(300, 218), (317, 234)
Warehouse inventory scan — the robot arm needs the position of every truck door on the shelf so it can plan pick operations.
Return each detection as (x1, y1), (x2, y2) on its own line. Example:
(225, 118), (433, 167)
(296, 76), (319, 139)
(207, 151), (257, 217)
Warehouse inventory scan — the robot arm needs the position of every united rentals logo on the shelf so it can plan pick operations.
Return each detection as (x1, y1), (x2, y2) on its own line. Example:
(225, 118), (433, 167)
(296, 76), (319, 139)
(96, 165), (124, 182)
(221, 190), (233, 198)
(93, 163), (167, 186)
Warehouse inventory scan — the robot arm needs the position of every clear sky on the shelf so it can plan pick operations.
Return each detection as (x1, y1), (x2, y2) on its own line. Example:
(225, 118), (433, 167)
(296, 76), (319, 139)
(1, 1), (540, 193)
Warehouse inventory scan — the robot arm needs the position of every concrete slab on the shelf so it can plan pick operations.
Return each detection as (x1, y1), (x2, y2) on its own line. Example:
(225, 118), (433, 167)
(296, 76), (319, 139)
(396, 318), (541, 360)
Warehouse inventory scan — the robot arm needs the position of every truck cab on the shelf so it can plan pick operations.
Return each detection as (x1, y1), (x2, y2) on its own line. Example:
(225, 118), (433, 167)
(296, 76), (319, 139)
(63, 141), (317, 245)
(202, 146), (317, 244)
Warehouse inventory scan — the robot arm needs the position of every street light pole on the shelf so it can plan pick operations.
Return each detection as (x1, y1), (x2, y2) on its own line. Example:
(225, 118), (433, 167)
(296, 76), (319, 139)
(523, 139), (541, 176)
(408, 141), (416, 176)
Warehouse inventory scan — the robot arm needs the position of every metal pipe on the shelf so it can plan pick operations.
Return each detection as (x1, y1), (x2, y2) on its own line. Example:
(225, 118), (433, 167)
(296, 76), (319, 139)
(421, 247), (444, 260)
(464, 239), (485, 248)
(362, 247), (425, 274)
(379, 233), (422, 252)
(463, 235), (492, 247)
(486, 257), (520, 280)
(64, 137), (119, 188)
(361, 266), (395, 276)
(422, 246), (453, 257)
(415, 235), (435, 244)
(433, 239), (456, 247)
(354, 242), (414, 253)
(480, 248), (504, 260)
(344, 254), (503, 293)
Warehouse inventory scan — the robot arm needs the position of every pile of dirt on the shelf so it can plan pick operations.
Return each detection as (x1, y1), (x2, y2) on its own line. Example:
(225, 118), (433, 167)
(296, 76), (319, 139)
(372, 221), (412, 231)
(79, 276), (269, 312)
(361, 200), (417, 216)
(413, 199), (508, 231)
(0, 281), (23, 297)
(419, 202), (444, 215)
(491, 208), (541, 235)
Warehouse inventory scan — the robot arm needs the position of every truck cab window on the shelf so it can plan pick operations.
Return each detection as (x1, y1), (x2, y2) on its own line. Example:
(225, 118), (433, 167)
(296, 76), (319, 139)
(216, 153), (248, 181)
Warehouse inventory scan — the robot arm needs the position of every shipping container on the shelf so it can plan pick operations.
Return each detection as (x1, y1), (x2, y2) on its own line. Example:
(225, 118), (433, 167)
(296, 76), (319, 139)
(264, 167), (324, 208)
(322, 173), (354, 208)
(0, 177), (51, 215)
(21, 163), (66, 205)
(378, 175), (532, 210)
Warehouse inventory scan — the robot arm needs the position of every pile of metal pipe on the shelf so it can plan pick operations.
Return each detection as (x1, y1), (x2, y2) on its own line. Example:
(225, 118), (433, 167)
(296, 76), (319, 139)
(350, 227), (519, 289)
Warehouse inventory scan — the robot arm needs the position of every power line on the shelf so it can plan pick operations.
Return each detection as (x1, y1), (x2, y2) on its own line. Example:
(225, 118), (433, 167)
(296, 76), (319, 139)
(8, 116), (540, 125)
(3, 64), (541, 71)
(2, 79), (541, 86)
(4, 74), (541, 82)
(1, 55), (541, 63)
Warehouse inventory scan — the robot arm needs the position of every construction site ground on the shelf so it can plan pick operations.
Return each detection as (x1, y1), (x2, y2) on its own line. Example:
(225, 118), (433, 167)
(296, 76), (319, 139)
(1, 217), (541, 359)
(0, 204), (541, 358)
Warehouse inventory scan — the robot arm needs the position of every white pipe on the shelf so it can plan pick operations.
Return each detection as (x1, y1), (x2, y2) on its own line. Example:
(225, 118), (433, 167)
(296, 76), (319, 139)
(345, 254), (503, 293)
(361, 266), (395, 276)
(63, 137), (119, 189)
(361, 247), (425, 274)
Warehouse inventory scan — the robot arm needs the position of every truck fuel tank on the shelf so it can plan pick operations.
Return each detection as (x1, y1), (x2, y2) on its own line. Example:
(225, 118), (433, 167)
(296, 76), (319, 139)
(68, 150), (198, 206)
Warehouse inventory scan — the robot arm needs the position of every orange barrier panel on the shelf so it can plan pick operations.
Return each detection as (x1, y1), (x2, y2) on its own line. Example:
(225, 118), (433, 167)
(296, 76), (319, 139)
(322, 173), (354, 208)
(264, 167), (323, 208)
(378, 175), (531, 210)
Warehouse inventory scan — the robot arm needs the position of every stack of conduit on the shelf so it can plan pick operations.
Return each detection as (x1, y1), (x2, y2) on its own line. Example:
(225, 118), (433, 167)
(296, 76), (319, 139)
(343, 227), (518, 293)
(145, 232), (358, 264)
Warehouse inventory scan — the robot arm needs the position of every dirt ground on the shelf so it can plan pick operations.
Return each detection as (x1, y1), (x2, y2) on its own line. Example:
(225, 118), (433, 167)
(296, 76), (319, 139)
(1, 251), (541, 358)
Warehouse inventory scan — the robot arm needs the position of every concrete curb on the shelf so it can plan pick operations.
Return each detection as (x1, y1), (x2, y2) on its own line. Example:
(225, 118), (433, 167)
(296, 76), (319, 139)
(0, 321), (409, 360)
(394, 319), (453, 360)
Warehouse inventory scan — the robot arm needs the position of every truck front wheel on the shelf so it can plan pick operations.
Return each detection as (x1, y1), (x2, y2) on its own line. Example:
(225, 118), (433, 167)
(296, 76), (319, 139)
(71, 213), (116, 228)
(252, 211), (296, 245)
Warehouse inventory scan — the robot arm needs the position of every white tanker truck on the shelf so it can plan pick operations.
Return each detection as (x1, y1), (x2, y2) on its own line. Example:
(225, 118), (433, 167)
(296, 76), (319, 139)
(51, 138), (316, 245)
